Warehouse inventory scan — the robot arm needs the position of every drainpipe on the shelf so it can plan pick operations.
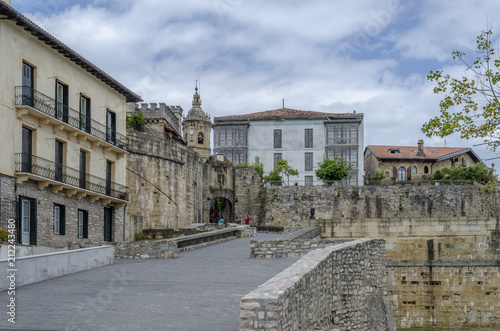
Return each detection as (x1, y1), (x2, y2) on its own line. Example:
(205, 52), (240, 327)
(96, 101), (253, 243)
(123, 204), (127, 241)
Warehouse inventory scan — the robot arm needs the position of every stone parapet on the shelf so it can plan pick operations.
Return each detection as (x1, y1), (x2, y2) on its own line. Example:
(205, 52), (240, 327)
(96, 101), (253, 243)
(241, 239), (397, 331)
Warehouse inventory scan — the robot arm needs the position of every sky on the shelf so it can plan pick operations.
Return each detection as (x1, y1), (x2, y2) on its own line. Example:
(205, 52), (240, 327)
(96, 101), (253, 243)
(10, 0), (500, 165)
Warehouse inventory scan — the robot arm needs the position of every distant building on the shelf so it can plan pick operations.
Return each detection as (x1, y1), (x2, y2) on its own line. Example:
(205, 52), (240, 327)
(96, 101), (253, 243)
(364, 140), (483, 184)
(213, 108), (364, 186)
(0, 1), (141, 247)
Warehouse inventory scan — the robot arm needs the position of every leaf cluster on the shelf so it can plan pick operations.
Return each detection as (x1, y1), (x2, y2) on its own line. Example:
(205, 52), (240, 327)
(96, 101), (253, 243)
(315, 157), (352, 185)
(264, 159), (298, 186)
(428, 162), (494, 183)
(422, 28), (500, 150)
(127, 111), (145, 132)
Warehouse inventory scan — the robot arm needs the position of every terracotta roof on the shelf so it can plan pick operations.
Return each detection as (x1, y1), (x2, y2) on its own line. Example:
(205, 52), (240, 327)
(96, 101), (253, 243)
(366, 145), (470, 160)
(0, 2), (142, 103)
(216, 108), (361, 120)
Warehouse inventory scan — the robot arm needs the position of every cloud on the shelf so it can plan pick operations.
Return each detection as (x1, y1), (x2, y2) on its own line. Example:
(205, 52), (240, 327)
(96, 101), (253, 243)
(13, 0), (500, 162)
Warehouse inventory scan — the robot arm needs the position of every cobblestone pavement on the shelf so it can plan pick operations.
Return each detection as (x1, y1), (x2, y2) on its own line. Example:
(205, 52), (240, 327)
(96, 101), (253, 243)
(0, 233), (298, 331)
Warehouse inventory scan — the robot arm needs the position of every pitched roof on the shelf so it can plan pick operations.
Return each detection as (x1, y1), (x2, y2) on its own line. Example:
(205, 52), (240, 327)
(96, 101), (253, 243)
(366, 145), (480, 162)
(0, 2), (142, 103)
(215, 108), (361, 120)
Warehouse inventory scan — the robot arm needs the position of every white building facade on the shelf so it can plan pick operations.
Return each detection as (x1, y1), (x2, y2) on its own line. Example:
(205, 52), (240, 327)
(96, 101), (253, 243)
(213, 108), (364, 186)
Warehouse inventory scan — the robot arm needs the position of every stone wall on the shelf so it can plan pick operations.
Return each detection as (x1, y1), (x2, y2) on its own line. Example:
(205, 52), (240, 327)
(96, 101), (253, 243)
(240, 239), (397, 331)
(126, 132), (204, 240)
(250, 237), (349, 258)
(234, 166), (263, 224)
(16, 180), (125, 247)
(262, 185), (487, 227)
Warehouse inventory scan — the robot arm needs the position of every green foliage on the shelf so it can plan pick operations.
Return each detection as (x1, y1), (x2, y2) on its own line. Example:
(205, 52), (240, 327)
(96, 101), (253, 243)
(275, 159), (299, 186)
(135, 231), (146, 241)
(127, 111), (145, 132)
(428, 163), (495, 183)
(0, 228), (8, 244)
(264, 168), (282, 186)
(371, 171), (386, 181)
(251, 157), (264, 180)
(422, 27), (500, 150)
(315, 157), (353, 185)
(216, 197), (226, 211)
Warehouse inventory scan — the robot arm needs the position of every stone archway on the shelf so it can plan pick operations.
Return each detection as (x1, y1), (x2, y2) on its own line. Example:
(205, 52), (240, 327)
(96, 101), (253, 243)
(210, 196), (233, 223)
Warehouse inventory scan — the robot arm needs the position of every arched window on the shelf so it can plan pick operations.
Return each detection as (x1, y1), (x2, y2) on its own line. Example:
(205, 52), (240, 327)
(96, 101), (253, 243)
(198, 132), (204, 144)
(398, 167), (406, 181)
(424, 166), (429, 174)
(412, 166), (417, 174)
(385, 172), (389, 177)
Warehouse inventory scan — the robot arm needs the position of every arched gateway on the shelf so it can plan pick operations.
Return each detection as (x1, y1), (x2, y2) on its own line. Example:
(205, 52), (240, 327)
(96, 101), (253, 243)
(203, 154), (236, 223)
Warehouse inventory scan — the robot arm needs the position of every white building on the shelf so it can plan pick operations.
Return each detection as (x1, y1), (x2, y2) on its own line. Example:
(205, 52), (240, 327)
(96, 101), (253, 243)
(213, 108), (364, 186)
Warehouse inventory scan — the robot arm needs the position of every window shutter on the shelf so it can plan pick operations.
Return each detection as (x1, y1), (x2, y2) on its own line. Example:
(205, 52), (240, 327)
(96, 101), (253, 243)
(60, 206), (66, 235)
(392, 166), (397, 179)
(29, 199), (37, 245)
(407, 166), (411, 181)
(86, 98), (92, 133)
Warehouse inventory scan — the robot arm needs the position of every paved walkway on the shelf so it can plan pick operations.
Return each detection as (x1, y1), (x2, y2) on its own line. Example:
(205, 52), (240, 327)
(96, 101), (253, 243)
(0, 233), (298, 331)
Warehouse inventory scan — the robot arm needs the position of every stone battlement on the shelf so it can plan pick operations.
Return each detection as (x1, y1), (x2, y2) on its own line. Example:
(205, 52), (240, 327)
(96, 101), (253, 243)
(127, 102), (183, 135)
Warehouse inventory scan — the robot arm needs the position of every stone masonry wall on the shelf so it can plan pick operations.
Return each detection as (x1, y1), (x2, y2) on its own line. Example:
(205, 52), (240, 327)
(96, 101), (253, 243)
(234, 167), (263, 224)
(262, 185), (486, 228)
(240, 239), (397, 331)
(126, 132), (204, 240)
(250, 237), (350, 258)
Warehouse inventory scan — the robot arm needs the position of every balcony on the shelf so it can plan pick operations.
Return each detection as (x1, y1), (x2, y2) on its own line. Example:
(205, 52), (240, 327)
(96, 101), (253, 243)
(15, 153), (128, 207)
(15, 86), (127, 154)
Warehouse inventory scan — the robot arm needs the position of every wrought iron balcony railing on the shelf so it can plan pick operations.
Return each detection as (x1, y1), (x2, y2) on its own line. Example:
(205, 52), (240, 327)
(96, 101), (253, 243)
(15, 153), (128, 201)
(15, 86), (127, 150)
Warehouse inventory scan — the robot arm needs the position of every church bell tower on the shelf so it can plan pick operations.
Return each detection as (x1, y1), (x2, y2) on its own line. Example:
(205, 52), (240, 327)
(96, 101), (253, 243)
(182, 83), (211, 160)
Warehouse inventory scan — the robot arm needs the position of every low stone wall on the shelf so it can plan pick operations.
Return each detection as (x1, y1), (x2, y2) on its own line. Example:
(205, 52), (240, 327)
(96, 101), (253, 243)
(0, 246), (113, 290)
(250, 227), (350, 258)
(241, 239), (397, 331)
(115, 227), (255, 259)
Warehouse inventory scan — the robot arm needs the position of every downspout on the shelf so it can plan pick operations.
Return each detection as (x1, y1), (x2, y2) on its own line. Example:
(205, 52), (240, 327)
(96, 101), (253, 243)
(123, 204), (127, 241)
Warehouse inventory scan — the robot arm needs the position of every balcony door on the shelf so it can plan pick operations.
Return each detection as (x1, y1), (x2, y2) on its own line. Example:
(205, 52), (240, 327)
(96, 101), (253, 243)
(55, 140), (63, 182)
(55, 80), (68, 123)
(106, 110), (116, 145)
(79, 150), (87, 189)
(21, 127), (32, 173)
(22, 62), (34, 107)
(105, 160), (112, 196)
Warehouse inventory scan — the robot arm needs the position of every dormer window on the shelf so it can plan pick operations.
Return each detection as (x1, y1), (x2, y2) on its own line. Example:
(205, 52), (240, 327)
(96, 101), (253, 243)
(390, 148), (400, 154)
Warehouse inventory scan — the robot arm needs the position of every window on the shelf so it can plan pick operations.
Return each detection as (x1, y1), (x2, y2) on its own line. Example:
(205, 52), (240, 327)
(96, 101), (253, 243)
(198, 132), (204, 144)
(326, 146), (358, 168)
(398, 167), (406, 181)
(106, 109), (116, 144)
(305, 153), (313, 171)
(305, 129), (313, 148)
(390, 149), (400, 154)
(274, 129), (282, 148)
(274, 153), (282, 168)
(55, 80), (68, 123)
(424, 166), (429, 174)
(385, 172), (389, 177)
(20, 197), (37, 245)
(326, 123), (358, 145)
(53, 204), (66, 235)
(412, 166), (417, 174)
(106, 160), (113, 196)
(79, 150), (88, 189)
(55, 140), (64, 182)
(80, 95), (91, 133)
(22, 62), (34, 107)
(21, 127), (33, 173)
(78, 210), (88, 238)
(305, 176), (313, 187)
(214, 125), (247, 148)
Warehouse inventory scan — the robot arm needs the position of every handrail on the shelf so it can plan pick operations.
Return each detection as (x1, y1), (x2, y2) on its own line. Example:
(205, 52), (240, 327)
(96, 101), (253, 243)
(15, 86), (127, 150)
(15, 153), (128, 200)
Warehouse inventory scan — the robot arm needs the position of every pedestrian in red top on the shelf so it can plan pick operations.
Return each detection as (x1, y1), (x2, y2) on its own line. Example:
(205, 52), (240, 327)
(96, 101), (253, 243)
(245, 213), (250, 224)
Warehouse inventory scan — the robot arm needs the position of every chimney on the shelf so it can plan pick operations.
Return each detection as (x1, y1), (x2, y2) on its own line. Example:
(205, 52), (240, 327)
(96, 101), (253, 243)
(417, 139), (425, 157)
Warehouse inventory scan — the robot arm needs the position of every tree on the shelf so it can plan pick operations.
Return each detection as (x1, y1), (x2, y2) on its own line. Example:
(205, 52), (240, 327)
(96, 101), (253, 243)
(315, 157), (353, 185)
(127, 111), (145, 132)
(251, 157), (264, 180)
(428, 162), (495, 183)
(275, 159), (299, 186)
(422, 28), (500, 150)
(263, 168), (282, 186)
